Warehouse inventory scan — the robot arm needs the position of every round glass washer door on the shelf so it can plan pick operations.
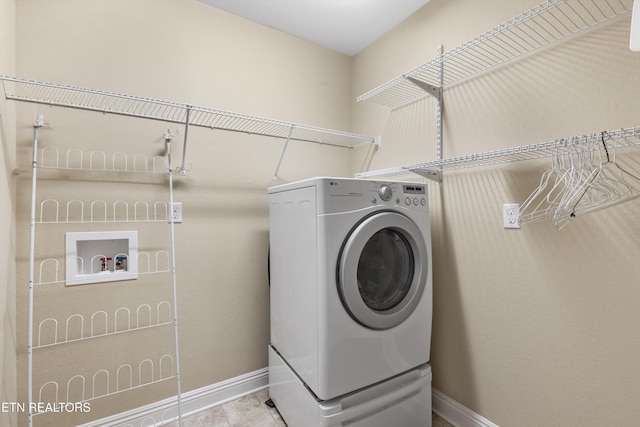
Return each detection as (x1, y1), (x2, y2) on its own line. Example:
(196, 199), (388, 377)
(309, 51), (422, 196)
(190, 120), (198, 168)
(337, 212), (428, 330)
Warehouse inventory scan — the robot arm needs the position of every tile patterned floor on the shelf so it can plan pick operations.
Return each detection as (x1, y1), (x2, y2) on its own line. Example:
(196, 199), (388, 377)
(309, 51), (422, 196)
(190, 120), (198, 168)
(173, 388), (453, 427)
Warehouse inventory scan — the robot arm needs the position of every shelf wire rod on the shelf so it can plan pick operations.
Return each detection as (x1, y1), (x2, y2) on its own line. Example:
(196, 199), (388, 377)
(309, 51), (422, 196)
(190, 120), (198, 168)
(524, 16), (562, 40)
(457, 35), (515, 66)
(564, 2), (594, 26)
(594, 0), (616, 17)
(535, 7), (578, 33)
(27, 115), (45, 427)
(134, 99), (151, 117)
(498, 25), (539, 53)
(544, 9), (575, 34)
(613, 0), (629, 11)
(221, 115), (246, 131)
(214, 113), (236, 130)
(444, 4), (553, 60)
(377, 92), (410, 108)
(54, 86), (69, 105)
(273, 126), (295, 181)
(178, 107), (191, 176)
(245, 119), (280, 135)
(188, 109), (205, 127)
(514, 20), (554, 45)
(493, 33), (537, 54)
(460, 41), (509, 68)
(554, 6), (582, 32)
(141, 100), (158, 119)
(190, 109), (212, 128)
(152, 102), (170, 120)
(166, 136), (183, 426)
(578, 0), (603, 22)
(444, 54), (492, 81)
(444, 28), (546, 86)
(444, 52), (487, 78)
(542, 6), (579, 32)
(449, 42), (501, 71)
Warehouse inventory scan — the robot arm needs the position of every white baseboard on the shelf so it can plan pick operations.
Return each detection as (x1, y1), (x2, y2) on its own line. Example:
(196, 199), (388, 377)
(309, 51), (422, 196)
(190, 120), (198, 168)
(78, 368), (268, 427)
(81, 370), (496, 427)
(432, 388), (499, 427)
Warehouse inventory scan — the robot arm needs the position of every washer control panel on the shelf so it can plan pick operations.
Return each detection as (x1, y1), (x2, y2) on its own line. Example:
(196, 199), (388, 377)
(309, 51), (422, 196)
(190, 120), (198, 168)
(401, 184), (427, 207)
(368, 182), (427, 210)
(320, 178), (428, 213)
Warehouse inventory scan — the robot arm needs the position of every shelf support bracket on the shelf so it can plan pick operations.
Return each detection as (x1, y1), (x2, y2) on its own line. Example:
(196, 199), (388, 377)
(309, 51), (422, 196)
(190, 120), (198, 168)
(434, 45), (444, 181)
(405, 46), (444, 183)
(410, 168), (442, 181)
(403, 76), (441, 101)
(177, 106), (191, 176)
(273, 125), (295, 181)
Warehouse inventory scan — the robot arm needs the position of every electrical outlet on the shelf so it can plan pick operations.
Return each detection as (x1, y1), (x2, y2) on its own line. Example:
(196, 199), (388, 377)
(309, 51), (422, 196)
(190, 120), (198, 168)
(170, 202), (182, 223)
(503, 203), (520, 229)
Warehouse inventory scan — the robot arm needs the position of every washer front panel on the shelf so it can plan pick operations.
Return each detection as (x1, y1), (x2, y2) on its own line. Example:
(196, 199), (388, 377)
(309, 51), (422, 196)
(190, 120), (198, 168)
(338, 211), (428, 330)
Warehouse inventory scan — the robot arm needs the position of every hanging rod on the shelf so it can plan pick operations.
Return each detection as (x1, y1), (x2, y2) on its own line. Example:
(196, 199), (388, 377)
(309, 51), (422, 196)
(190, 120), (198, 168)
(0, 76), (377, 149)
(357, 0), (632, 108)
(355, 126), (640, 178)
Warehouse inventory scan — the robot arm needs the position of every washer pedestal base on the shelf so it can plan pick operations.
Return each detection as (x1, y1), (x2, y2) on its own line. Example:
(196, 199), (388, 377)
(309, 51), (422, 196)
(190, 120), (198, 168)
(268, 345), (432, 427)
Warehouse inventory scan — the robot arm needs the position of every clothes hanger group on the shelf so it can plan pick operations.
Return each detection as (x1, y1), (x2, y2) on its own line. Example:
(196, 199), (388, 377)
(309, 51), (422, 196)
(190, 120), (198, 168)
(519, 131), (640, 229)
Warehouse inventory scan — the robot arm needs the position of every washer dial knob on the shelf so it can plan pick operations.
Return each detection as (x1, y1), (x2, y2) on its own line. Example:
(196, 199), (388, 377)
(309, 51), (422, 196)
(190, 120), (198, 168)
(378, 184), (393, 202)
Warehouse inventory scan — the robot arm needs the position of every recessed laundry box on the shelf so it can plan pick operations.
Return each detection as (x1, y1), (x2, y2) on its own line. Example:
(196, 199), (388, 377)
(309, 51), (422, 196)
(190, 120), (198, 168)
(65, 231), (138, 286)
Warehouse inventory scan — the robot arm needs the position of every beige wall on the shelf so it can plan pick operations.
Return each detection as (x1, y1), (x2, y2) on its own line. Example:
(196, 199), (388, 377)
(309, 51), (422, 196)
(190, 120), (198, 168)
(1, 0), (18, 426)
(353, 0), (640, 426)
(14, 0), (353, 425)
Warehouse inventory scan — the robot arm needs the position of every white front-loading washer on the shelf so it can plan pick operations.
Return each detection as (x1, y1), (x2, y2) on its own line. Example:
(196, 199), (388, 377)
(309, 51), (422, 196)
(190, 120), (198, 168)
(268, 177), (433, 412)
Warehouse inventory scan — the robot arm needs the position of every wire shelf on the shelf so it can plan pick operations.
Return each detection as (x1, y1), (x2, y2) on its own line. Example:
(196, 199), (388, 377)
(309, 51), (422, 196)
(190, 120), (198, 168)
(35, 251), (172, 286)
(34, 302), (173, 349)
(355, 126), (640, 178)
(0, 76), (376, 148)
(35, 354), (176, 412)
(357, 0), (632, 108)
(37, 199), (170, 224)
(37, 146), (168, 174)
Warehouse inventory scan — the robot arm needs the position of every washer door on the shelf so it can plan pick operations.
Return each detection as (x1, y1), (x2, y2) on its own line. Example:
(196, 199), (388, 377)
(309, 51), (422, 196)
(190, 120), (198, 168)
(338, 211), (428, 330)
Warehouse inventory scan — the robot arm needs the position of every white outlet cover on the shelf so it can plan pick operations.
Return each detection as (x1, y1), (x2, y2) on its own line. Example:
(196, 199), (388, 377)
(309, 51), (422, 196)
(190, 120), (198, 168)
(170, 202), (182, 223)
(503, 203), (521, 229)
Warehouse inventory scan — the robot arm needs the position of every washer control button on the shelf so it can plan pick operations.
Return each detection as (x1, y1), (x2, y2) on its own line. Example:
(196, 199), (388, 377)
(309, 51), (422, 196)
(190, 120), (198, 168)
(421, 198), (426, 206)
(405, 197), (411, 206)
(413, 198), (419, 206)
(378, 184), (393, 202)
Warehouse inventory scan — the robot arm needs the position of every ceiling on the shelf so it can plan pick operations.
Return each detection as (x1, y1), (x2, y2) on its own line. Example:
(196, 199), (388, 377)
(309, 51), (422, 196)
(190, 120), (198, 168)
(197, 0), (431, 57)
